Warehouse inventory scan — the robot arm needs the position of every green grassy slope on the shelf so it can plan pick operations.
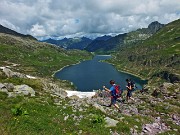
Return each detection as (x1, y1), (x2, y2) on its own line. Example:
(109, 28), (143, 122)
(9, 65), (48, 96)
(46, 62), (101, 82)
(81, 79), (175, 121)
(0, 34), (92, 77)
(108, 19), (180, 84)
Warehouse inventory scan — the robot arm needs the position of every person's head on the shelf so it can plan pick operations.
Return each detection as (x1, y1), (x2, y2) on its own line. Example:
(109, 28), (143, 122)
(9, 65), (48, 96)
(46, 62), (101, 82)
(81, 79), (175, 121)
(126, 79), (129, 82)
(109, 80), (115, 85)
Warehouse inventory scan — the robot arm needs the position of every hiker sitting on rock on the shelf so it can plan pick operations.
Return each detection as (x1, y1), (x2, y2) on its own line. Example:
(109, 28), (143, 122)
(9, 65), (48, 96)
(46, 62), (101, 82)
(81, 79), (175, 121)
(103, 80), (121, 112)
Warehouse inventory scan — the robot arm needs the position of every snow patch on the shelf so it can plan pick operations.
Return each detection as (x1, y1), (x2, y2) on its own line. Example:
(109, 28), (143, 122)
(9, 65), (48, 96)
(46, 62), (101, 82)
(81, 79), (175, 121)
(66, 90), (95, 98)
(0, 67), (5, 70)
(26, 75), (36, 79)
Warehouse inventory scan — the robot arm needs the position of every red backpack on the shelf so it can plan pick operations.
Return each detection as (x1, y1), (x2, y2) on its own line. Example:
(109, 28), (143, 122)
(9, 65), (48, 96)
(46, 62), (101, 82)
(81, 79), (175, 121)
(114, 85), (122, 98)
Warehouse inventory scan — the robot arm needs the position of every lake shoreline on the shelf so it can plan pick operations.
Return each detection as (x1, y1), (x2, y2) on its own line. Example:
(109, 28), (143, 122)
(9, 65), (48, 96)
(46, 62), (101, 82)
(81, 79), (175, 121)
(52, 55), (147, 92)
(51, 59), (92, 91)
(110, 63), (147, 81)
(52, 61), (81, 78)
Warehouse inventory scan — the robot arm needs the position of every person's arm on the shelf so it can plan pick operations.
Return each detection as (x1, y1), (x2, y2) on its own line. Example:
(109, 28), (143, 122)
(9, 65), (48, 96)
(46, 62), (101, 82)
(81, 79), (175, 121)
(103, 86), (111, 92)
(126, 84), (132, 90)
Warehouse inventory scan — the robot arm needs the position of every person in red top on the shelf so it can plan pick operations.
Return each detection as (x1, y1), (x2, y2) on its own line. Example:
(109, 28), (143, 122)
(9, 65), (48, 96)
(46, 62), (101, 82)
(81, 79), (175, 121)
(103, 80), (121, 112)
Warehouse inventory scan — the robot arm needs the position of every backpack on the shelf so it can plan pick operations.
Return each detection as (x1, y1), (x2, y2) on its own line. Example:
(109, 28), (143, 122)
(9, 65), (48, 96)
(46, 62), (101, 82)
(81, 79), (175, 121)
(113, 85), (122, 98)
(130, 80), (137, 89)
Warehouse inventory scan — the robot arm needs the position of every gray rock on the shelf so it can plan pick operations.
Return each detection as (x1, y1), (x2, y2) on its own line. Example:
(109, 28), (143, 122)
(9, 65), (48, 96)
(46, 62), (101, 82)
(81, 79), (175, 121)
(0, 88), (8, 93)
(141, 116), (170, 135)
(14, 85), (35, 96)
(0, 83), (6, 89)
(5, 83), (14, 91)
(2, 68), (12, 77)
(144, 126), (152, 132)
(93, 103), (106, 113)
(104, 117), (119, 127)
(3, 67), (27, 78)
(0, 83), (9, 93)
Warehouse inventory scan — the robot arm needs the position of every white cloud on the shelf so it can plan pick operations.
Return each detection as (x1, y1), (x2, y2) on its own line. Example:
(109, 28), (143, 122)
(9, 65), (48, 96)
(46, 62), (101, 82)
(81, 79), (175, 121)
(0, 19), (20, 32)
(29, 23), (46, 37)
(0, 0), (179, 39)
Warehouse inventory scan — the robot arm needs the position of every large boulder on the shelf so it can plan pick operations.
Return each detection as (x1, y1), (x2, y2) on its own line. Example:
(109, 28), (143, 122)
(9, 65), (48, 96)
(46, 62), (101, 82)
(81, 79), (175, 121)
(14, 85), (35, 96)
(0, 83), (8, 93)
(104, 117), (119, 127)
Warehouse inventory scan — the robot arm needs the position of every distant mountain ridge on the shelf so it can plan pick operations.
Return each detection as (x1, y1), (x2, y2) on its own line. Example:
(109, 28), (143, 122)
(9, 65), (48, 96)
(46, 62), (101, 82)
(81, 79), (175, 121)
(0, 24), (36, 40)
(42, 21), (164, 52)
(85, 21), (165, 52)
(94, 35), (112, 41)
(42, 37), (92, 50)
(85, 33), (127, 52)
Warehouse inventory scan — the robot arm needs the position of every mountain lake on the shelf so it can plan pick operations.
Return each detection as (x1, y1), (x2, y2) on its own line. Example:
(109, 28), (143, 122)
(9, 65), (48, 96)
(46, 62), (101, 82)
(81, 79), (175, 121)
(54, 55), (147, 92)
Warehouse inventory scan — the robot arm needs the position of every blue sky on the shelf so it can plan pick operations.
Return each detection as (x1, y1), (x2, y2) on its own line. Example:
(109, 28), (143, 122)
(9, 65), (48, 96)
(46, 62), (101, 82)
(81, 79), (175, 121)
(0, 0), (180, 39)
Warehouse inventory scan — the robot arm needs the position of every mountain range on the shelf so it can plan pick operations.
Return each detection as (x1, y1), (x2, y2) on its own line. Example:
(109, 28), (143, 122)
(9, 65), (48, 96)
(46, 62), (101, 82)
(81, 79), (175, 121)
(42, 21), (164, 53)
(42, 35), (112, 50)
(85, 21), (165, 53)
(42, 37), (92, 50)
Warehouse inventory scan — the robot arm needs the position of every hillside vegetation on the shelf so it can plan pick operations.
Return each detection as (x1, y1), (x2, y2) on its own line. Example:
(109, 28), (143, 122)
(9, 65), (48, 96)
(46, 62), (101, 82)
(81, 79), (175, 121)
(108, 19), (180, 84)
(0, 33), (92, 77)
(0, 20), (179, 135)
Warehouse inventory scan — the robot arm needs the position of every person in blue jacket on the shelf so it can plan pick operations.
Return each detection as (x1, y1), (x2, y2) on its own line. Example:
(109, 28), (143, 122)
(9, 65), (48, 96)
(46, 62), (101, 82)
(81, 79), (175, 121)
(103, 80), (121, 112)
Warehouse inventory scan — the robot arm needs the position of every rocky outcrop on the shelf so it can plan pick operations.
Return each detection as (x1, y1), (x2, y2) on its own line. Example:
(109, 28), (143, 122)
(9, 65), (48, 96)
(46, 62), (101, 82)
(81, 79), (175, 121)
(0, 68), (68, 98)
(42, 81), (68, 98)
(147, 21), (165, 34)
(2, 67), (27, 78)
(14, 85), (35, 96)
(0, 83), (35, 97)
(152, 71), (179, 83)
(142, 117), (170, 135)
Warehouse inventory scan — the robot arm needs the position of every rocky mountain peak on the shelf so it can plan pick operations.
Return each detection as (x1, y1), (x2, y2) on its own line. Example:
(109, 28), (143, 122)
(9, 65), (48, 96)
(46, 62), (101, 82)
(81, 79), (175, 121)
(148, 21), (165, 34)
